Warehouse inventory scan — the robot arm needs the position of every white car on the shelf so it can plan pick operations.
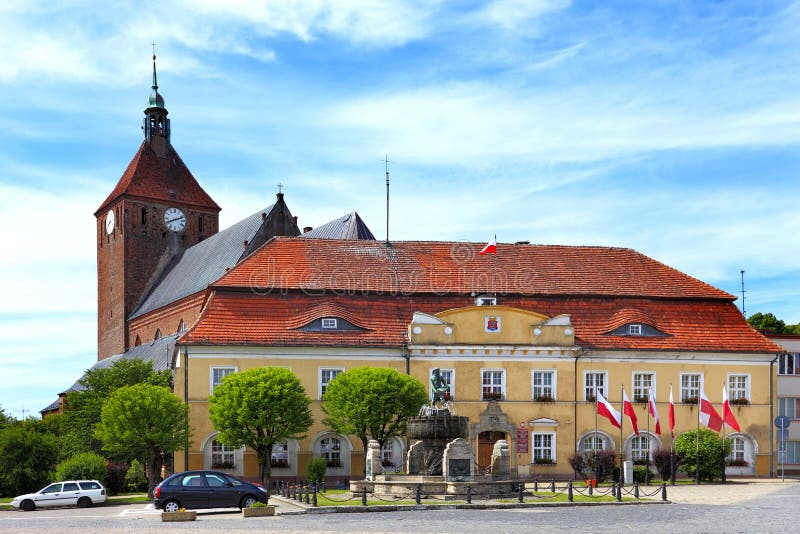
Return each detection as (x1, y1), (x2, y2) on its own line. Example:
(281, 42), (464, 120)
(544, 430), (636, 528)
(12, 480), (108, 511)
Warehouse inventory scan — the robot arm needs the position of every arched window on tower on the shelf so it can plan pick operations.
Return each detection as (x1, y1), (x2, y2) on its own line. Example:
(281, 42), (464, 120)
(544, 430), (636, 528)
(154, 329), (161, 341)
(134, 335), (141, 347)
(177, 320), (186, 334)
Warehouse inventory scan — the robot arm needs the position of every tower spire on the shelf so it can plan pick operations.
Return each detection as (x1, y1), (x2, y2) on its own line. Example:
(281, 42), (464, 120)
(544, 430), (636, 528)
(152, 52), (158, 92)
(143, 48), (170, 156)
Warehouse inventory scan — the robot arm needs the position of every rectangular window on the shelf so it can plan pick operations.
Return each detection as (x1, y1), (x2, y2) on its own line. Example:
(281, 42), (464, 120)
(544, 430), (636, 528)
(271, 440), (289, 468)
(632, 372), (654, 403)
(680, 373), (702, 403)
(210, 367), (236, 394)
(319, 368), (344, 399)
(481, 369), (505, 400)
(778, 397), (797, 419)
(784, 441), (800, 464)
(532, 370), (556, 401)
(628, 324), (642, 335)
(584, 372), (607, 401)
(321, 318), (338, 329)
(211, 440), (235, 468)
(430, 368), (455, 401)
(779, 353), (798, 375)
(727, 374), (750, 403)
(532, 432), (556, 463)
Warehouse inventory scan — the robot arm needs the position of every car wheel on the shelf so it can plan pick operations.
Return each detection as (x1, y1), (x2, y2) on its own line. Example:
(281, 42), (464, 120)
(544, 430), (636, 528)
(77, 497), (92, 508)
(240, 495), (257, 509)
(163, 500), (181, 513)
(20, 500), (35, 512)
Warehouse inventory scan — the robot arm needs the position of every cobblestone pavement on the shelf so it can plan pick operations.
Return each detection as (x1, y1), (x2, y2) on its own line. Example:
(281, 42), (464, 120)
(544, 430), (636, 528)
(663, 477), (798, 504)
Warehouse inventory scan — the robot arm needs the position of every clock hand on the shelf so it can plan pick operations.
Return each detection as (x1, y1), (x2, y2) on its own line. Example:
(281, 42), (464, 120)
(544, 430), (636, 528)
(167, 216), (185, 224)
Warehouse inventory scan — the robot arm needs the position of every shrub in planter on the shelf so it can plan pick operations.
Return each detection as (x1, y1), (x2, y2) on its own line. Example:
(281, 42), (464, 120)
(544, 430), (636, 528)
(307, 456), (327, 483)
(727, 458), (749, 467)
(632, 466), (650, 483)
(652, 447), (679, 481)
(568, 453), (588, 479)
(55, 452), (107, 483)
(534, 457), (555, 465)
(534, 394), (555, 402)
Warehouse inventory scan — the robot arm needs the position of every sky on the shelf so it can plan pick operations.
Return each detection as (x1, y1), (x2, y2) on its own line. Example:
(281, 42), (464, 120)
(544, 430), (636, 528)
(0, 0), (798, 419)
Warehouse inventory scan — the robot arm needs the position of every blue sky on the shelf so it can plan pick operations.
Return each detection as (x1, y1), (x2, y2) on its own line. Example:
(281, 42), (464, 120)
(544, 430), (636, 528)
(1, 1), (798, 418)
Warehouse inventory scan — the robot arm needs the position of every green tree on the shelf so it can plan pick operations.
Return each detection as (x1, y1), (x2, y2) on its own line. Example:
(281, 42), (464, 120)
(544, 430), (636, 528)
(0, 423), (59, 496)
(674, 429), (730, 482)
(55, 452), (107, 482)
(208, 367), (313, 489)
(63, 358), (172, 457)
(747, 312), (787, 334)
(322, 367), (428, 465)
(94, 384), (189, 497)
(0, 405), (12, 430)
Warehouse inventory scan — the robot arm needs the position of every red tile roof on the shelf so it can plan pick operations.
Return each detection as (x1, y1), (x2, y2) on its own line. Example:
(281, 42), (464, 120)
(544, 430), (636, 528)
(95, 141), (221, 215)
(214, 238), (734, 300)
(180, 291), (781, 353)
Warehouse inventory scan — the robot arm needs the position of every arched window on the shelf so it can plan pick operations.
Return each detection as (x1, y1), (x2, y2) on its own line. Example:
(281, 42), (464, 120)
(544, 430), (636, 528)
(630, 435), (650, 463)
(134, 335), (141, 347)
(271, 440), (289, 468)
(730, 437), (745, 462)
(579, 432), (613, 454)
(211, 439), (235, 469)
(177, 320), (186, 334)
(154, 328), (161, 340)
(320, 437), (342, 468)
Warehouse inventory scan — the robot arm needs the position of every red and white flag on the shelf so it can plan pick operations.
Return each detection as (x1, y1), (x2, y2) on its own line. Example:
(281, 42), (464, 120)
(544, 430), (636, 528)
(699, 388), (723, 432)
(648, 386), (661, 434)
(722, 386), (741, 432)
(596, 390), (621, 429)
(479, 236), (497, 255)
(668, 385), (676, 438)
(622, 388), (639, 436)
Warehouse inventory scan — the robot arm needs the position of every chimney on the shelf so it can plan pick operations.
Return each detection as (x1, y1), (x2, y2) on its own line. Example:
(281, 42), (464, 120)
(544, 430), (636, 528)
(303, 226), (313, 233)
(243, 240), (249, 249)
(261, 212), (267, 221)
(293, 216), (298, 226)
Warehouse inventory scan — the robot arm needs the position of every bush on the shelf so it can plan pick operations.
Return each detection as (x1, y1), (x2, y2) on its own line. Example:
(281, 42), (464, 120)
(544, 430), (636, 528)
(652, 447), (679, 481)
(632, 466), (650, 483)
(55, 452), (107, 482)
(0, 424), (59, 496)
(675, 429), (730, 482)
(104, 463), (129, 496)
(568, 453), (588, 478)
(568, 450), (617, 483)
(307, 457), (327, 483)
(125, 459), (148, 492)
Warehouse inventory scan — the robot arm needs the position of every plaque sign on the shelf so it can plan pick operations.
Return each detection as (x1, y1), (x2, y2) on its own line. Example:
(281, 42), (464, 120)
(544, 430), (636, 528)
(516, 425), (529, 453)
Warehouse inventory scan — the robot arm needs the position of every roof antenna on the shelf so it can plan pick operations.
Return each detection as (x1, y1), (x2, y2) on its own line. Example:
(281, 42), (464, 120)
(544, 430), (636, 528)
(384, 154), (391, 245)
(740, 269), (746, 317)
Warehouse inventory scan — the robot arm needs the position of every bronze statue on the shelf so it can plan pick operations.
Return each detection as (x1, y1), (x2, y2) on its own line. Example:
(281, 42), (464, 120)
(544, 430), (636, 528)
(430, 368), (450, 405)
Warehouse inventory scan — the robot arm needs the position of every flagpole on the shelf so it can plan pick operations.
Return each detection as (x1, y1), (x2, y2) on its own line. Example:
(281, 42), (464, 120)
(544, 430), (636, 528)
(594, 385), (598, 483)
(646, 392), (650, 486)
(670, 383), (675, 486)
(619, 384), (625, 488)
(721, 385), (727, 485)
(696, 391), (701, 485)
(492, 234), (497, 299)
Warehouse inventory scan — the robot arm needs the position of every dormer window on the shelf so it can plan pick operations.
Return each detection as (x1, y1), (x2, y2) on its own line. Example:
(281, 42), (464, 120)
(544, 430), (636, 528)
(628, 324), (642, 335)
(321, 318), (338, 329)
(476, 294), (497, 306)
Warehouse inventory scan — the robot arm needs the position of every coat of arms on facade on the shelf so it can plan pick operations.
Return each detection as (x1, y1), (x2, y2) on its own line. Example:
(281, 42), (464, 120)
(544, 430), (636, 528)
(485, 316), (501, 332)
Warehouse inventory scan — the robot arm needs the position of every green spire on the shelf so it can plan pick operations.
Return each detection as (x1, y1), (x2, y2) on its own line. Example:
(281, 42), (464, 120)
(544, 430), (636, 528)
(148, 53), (165, 109)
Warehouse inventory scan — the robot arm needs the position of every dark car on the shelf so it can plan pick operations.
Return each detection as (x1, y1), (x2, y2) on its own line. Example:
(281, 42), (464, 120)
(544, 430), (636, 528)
(153, 471), (267, 512)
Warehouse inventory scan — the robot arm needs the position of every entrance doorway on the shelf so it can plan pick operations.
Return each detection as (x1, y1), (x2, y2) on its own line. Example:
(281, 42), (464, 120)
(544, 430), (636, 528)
(477, 430), (506, 472)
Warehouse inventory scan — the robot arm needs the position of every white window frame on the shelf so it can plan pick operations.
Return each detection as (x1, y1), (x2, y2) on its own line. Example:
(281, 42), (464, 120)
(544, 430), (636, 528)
(481, 368), (506, 400)
(680, 372), (703, 403)
(321, 318), (338, 329)
(730, 436), (746, 462)
(320, 436), (342, 467)
(778, 397), (797, 419)
(319, 367), (344, 400)
(532, 369), (557, 401)
(778, 353), (798, 375)
(271, 440), (289, 467)
(630, 435), (650, 462)
(628, 324), (642, 335)
(584, 371), (608, 401)
(210, 366), (237, 394)
(532, 432), (556, 463)
(727, 373), (750, 403)
(632, 372), (655, 403)
(430, 368), (455, 401)
(581, 434), (608, 453)
(211, 439), (235, 468)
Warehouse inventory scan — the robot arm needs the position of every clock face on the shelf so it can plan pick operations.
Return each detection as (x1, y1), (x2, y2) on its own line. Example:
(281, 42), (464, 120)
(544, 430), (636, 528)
(105, 209), (115, 234)
(164, 207), (186, 232)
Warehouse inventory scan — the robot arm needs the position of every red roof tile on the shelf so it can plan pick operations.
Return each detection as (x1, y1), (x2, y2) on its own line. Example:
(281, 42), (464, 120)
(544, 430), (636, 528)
(95, 141), (220, 215)
(215, 238), (734, 300)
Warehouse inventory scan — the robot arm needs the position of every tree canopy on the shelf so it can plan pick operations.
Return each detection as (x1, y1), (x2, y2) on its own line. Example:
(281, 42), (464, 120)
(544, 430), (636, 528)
(63, 358), (172, 457)
(209, 367), (313, 488)
(747, 312), (800, 335)
(94, 383), (189, 496)
(322, 367), (428, 461)
(674, 429), (730, 482)
(0, 422), (59, 496)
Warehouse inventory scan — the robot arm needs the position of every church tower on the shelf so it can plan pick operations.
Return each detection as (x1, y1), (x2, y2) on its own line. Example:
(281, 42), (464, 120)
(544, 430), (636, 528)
(94, 55), (221, 360)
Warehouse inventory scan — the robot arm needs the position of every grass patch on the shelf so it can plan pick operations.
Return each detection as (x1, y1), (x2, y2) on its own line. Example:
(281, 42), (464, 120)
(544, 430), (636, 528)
(106, 495), (151, 505)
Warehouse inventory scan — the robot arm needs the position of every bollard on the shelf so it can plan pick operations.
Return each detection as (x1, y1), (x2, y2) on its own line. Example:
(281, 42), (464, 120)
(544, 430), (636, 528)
(415, 484), (421, 505)
(611, 481), (616, 498)
(634, 482), (639, 499)
(550, 479), (555, 493)
(568, 480), (573, 502)
(616, 481), (622, 502)
(661, 482), (667, 502)
(588, 480), (593, 496)
(291, 484), (296, 500)
(312, 485), (318, 507)
(518, 484), (524, 503)
(533, 479), (539, 492)
(361, 486), (367, 506)
(305, 486), (310, 504)
(322, 479), (326, 493)
(466, 485), (472, 504)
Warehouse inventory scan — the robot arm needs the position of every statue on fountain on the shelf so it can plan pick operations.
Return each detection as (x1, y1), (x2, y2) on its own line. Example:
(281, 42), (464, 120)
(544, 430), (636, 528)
(430, 368), (450, 405)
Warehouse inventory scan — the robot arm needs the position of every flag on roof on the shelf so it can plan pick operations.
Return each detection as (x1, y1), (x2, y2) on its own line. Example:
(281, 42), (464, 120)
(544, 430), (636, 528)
(722, 386), (741, 432)
(699, 388), (723, 432)
(479, 236), (497, 255)
(596, 390), (621, 429)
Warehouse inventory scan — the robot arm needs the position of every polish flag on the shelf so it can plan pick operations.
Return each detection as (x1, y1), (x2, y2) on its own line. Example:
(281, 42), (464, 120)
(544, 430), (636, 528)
(722, 386), (741, 432)
(648, 386), (661, 435)
(699, 388), (723, 432)
(668, 385), (676, 438)
(479, 237), (497, 255)
(596, 390), (621, 429)
(622, 388), (639, 436)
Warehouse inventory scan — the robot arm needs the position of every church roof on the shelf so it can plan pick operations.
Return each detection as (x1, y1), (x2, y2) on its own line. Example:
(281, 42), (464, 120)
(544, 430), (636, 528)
(300, 212), (375, 240)
(95, 141), (220, 215)
(129, 206), (278, 319)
